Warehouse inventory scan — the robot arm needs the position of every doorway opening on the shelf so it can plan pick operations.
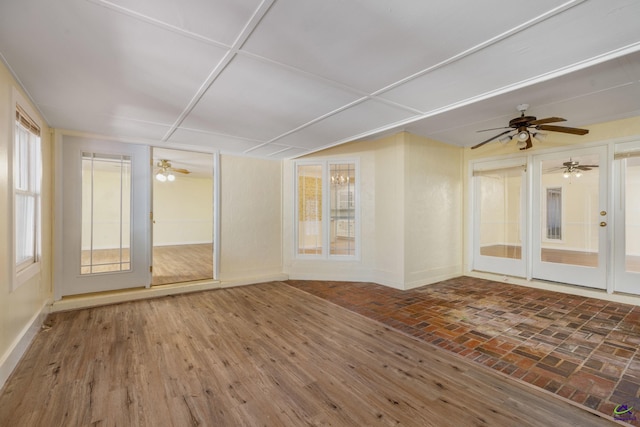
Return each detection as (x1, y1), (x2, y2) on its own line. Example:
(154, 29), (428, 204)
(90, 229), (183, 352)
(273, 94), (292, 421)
(152, 148), (214, 285)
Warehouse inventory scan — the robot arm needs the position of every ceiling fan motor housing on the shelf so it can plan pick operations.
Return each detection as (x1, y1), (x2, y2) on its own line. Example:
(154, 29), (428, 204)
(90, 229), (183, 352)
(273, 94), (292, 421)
(509, 115), (537, 128)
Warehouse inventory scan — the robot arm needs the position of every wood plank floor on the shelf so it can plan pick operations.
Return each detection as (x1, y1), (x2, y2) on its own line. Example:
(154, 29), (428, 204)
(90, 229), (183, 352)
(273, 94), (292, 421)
(0, 282), (617, 426)
(152, 243), (213, 285)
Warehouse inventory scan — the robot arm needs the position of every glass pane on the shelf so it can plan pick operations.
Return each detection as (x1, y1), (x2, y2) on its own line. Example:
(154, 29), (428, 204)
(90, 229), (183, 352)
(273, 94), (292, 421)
(625, 157), (640, 273)
(297, 164), (322, 255)
(478, 168), (522, 259)
(81, 153), (132, 274)
(540, 155), (599, 267)
(15, 193), (35, 265)
(330, 163), (355, 256)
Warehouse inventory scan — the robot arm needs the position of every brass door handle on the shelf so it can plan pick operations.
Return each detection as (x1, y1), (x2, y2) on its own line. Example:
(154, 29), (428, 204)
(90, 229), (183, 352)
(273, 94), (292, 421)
(600, 221), (607, 227)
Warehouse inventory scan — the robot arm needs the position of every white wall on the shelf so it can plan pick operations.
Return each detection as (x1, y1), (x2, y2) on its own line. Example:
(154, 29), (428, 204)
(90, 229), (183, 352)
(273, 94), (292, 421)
(0, 61), (52, 388)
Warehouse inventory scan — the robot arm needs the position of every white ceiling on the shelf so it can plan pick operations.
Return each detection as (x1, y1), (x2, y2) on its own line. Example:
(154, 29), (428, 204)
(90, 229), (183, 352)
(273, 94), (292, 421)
(1, 0), (639, 159)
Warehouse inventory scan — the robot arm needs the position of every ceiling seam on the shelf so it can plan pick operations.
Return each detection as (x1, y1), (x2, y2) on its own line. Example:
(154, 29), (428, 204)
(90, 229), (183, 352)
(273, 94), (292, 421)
(161, 0), (276, 142)
(280, 40), (640, 156)
(371, 0), (586, 98)
(87, 0), (229, 48)
(245, 0), (587, 153)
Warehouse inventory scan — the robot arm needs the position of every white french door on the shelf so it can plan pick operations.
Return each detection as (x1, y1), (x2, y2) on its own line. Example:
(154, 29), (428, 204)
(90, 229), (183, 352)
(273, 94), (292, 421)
(58, 136), (151, 298)
(532, 146), (608, 289)
(472, 159), (527, 277)
(613, 147), (640, 294)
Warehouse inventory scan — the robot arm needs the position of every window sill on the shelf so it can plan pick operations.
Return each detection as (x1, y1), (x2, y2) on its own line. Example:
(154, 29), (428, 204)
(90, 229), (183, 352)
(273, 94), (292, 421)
(14, 261), (41, 291)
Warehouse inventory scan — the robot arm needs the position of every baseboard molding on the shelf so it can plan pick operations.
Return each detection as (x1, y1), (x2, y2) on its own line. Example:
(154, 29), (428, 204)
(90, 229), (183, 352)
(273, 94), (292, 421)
(0, 300), (51, 391)
(51, 273), (289, 313)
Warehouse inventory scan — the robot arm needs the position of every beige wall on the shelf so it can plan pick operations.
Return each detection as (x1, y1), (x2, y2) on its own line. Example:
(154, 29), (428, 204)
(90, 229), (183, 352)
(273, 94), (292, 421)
(219, 155), (282, 282)
(153, 175), (213, 246)
(0, 61), (53, 386)
(284, 132), (463, 289)
(403, 133), (463, 288)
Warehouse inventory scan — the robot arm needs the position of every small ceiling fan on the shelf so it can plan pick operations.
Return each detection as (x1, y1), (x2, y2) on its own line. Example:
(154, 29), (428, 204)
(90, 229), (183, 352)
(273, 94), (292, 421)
(155, 159), (190, 182)
(546, 158), (599, 178)
(471, 104), (589, 150)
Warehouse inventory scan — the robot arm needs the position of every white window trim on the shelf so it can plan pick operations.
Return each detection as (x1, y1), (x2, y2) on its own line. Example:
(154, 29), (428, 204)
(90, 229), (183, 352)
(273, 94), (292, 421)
(294, 158), (360, 261)
(11, 88), (43, 291)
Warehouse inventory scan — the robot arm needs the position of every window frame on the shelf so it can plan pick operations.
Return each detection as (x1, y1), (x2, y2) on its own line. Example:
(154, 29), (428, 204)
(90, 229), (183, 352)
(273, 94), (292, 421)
(11, 88), (43, 290)
(294, 159), (360, 261)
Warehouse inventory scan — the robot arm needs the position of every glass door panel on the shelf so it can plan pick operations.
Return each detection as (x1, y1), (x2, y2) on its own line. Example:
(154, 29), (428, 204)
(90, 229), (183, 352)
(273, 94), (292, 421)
(473, 163), (526, 277)
(614, 154), (640, 294)
(532, 146), (607, 289)
(81, 153), (132, 274)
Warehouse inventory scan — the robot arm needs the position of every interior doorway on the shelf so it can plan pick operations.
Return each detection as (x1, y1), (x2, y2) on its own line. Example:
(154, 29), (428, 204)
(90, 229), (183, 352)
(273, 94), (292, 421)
(151, 148), (214, 285)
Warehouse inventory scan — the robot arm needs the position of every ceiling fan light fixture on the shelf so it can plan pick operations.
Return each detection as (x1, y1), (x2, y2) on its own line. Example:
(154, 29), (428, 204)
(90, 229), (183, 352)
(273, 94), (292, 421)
(516, 139), (527, 148)
(575, 171), (582, 178)
(533, 132), (547, 141)
(517, 130), (529, 141)
(563, 171), (571, 178)
(498, 135), (512, 144)
(167, 172), (176, 182)
(155, 172), (167, 182)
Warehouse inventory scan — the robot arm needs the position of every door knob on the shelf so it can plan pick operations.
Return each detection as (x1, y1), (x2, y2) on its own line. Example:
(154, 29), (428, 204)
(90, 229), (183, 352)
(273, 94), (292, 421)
(600, 221), (607, 227)
(600, 211), (607, 216)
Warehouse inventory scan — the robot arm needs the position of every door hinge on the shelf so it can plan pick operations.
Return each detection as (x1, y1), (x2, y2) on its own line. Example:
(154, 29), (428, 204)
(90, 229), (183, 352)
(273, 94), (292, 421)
(150, 265), (153, 273)
(150, 212), (153, 221)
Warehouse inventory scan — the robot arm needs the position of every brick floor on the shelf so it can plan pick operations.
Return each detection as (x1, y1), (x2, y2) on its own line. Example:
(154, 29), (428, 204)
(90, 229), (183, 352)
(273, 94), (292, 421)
(286, 276), (640, 425)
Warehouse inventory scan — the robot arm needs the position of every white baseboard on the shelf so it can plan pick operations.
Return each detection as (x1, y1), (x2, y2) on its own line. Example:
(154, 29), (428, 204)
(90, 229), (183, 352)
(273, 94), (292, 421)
(0, 300), (51, 391)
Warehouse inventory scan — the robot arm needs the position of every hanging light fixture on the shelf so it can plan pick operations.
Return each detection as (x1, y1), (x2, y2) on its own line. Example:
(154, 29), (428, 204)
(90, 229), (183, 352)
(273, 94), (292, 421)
(155, 159), (177, 182)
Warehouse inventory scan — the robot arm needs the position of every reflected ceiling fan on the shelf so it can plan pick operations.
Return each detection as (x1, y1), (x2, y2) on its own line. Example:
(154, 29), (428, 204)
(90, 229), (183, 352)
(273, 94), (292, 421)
(471, 104), (589, 150)
(546, 158), (598, 178)
(154, 159), (190, 182)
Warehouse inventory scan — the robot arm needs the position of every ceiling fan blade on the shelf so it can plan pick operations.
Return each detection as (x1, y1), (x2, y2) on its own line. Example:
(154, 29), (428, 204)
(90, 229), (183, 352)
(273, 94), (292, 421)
(537, 125), (589, 135)
(170, 168), (191, 174)
(529, 117), (566, 126)
(471, 130), (512, 149)
(577, 164), (598, 168)
(476, 126), (510, 133)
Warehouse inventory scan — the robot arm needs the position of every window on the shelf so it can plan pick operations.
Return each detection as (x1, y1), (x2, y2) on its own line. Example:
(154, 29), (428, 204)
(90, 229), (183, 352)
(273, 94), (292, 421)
(546, 187), (562, 240)
(295, 160), (358, 259)
(14, 103), (42, 282)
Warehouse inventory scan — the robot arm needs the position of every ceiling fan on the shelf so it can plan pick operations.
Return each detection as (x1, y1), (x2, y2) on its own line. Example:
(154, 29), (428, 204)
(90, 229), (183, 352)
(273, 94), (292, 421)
(546, 158), (599, 178)
(471, 104), (589, 150)
(155, 159), (190, 182)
